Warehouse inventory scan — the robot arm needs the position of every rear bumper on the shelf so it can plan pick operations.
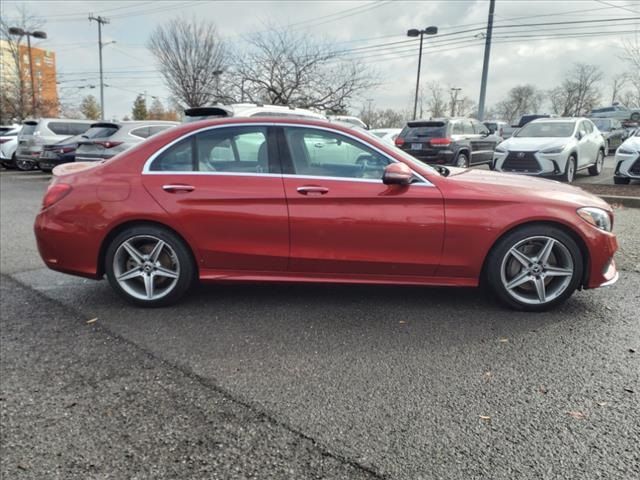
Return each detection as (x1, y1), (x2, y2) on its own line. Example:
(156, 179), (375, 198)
(38, 156), (74, 170)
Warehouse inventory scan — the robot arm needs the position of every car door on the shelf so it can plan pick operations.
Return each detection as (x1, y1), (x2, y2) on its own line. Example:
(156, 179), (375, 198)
(471, 120), (495, 164)
(142, 125), (290, 272)
(461, 120), (482, 163)
(278, 125), (444, 277)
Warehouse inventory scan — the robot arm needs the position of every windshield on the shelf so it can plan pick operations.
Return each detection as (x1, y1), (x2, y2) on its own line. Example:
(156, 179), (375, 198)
(516, 122), (575, 138)
(592, 119), (611, 131)
(20, 123), (37, 136)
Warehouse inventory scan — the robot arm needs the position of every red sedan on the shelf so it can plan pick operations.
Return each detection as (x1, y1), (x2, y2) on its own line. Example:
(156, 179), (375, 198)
(34, 118), (618, 311)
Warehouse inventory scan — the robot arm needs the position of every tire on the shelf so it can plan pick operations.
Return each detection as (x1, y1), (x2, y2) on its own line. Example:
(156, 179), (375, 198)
(560, 155), (576, 183)
(485, 224), (584, 312)
(588, 149), (604, 176)
(15, 158), (35, 171)
(105, 225), (195, 307)
(614, 176), (630, 185)
(455, 152), (469, 168)
(40, 167), (52, 173)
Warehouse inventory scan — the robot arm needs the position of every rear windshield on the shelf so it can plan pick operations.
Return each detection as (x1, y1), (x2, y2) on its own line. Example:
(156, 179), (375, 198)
(20, 123), (37, 136)
(484, 122), (497, 131)
(515, 122), (575, 138)
(82, 126), (119, 139)
(402, 122), (447, 138)
(592, 119), (611, 131)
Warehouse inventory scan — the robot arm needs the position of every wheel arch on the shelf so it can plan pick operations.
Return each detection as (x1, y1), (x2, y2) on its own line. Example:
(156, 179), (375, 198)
(97, 219), (199, 278)
(480, 220), (591, 288)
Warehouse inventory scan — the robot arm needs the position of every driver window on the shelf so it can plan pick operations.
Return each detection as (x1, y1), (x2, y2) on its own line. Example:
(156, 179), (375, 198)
(284, 127), (390, 180)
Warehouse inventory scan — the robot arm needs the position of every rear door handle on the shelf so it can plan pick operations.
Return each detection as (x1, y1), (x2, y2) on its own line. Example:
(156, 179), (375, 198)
(162, 184), (195, 193)
(296, 186), (329, 195)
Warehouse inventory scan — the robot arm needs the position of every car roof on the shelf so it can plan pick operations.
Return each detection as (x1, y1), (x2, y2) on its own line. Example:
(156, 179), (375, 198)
(529, 117), (582, 123)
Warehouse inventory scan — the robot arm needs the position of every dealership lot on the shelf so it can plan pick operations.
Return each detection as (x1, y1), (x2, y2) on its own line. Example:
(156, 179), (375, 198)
(1, 168), (639, 478)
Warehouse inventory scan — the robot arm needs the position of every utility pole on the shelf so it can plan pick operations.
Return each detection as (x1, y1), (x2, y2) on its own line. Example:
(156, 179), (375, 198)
(477, 0), (495, 121)
(89, 14), (109, 120)
(450, 87), (461, 116)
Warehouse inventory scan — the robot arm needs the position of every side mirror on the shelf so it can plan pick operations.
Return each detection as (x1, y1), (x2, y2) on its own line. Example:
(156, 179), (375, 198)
(382, 162), (413, 185)
(576, 131), (583, 140)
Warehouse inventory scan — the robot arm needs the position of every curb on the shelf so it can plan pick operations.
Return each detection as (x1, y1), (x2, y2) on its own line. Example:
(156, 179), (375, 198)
(598, 195), (640, 209)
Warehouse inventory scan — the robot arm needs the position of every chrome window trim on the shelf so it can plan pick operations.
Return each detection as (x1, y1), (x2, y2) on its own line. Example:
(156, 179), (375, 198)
(141, 122), (434, 186)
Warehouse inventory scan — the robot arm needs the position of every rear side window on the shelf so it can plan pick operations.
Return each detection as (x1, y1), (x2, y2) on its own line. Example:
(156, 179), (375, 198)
(148, 126), (271, 174)
(48, 122), (92, 136)
(82, 126), (119, 139)
(473, 121), (489, 135)
(403, 122), (447, 138)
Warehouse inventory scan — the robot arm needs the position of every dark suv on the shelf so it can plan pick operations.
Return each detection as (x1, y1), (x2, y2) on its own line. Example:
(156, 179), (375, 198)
(394, 118), (500, 167)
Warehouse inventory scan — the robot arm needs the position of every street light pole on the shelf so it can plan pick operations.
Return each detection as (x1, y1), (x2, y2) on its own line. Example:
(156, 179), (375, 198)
(407, 26), (438, 120)
(8, 27), (47, 118)
(477, 0), (496, 121)
(89, 14), (110, 120)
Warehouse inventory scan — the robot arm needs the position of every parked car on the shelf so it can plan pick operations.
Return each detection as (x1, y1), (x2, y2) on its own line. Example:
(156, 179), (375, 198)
(183, 103), (327, 122)
(35, 117), (618, 311)
(369, 128), (402, 145)
(0, 126), (21, 168)
(0, 124), (20, 135)
(591, 118), (628, 153)
(394, 118), (500, 167)
(613, 129), (640, 184)
(37, 135), (84, 172)
(515, 114), (555, 128)
(493, 118), (606, 183)
(483, 120), (508, 138)
(15, 119), (94, 171)
(74, 121), (178, 162)
(328, 115), (369, 129)
(590, 104), (640, 122)
(501, 125), (518, 140)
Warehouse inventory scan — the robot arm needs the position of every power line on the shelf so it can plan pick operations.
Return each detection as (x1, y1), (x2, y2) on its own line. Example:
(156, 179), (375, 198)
(594, 0), (640, 15)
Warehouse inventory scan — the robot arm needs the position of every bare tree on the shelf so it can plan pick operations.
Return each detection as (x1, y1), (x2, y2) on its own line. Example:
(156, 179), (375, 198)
(358, 104), (407, 129)
(148, 17), (227, 108)
(619, 35), (640, 107)
(232, 29), (377, 113)
(0, 5), (45, 123)
(426, 82), (447, 117)
(494, 85), (544, 124)
(549, 63), (603, 116)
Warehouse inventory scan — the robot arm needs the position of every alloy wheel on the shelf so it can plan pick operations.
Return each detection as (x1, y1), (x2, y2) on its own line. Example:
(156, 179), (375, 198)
(456, 155), (469, 168)
(566, 158), (575, 182)
(500, 236), (575, 305)
(113, 235), (180, 301)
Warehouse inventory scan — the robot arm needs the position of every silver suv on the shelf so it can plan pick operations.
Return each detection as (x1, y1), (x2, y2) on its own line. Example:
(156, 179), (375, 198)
(15, 118), (94, 170)
(74, 121), (178, 162)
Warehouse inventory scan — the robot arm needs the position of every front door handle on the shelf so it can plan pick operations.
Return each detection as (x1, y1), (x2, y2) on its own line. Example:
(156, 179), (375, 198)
(163, 184), (195, 193)
(296, 186), (329, 195)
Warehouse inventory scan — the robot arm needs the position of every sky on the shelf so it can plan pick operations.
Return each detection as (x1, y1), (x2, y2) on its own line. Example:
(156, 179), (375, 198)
(2, 0), (639, 120)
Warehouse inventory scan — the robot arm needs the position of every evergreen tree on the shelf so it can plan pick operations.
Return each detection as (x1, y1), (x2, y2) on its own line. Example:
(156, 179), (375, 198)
(131, 95), (148, 120)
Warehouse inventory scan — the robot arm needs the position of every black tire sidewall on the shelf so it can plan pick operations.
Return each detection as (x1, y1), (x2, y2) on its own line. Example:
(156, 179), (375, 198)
(105, 225), (195, 307)
(486, 224), (584, 312)
(561, 156), (576, 182)
(455, 153), (469, 168)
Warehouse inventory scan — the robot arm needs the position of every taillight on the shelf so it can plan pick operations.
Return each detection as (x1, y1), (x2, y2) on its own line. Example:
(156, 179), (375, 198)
(94, 141), (123, 149)
(58, 147), (75, 154)
(430, 137), (452, 147)
(42, 183), (72, 210)
(0, 139), (9, 144)
(394, 137), (405, 146)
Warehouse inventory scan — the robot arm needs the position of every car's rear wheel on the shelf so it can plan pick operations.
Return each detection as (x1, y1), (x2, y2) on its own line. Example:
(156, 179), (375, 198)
(588, 150), (604, 176)
(560, 155), (576, 183)
(486, 225), (583, 312)
(15, 158), (35, 171)
(455, 152), (469, 168)
(105, 225), (195, 307)
(614, 176), (630, 185)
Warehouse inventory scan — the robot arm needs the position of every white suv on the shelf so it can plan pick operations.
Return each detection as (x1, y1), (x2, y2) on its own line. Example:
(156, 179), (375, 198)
(613, 129), (640, 184)
(492, 118), (605, 183)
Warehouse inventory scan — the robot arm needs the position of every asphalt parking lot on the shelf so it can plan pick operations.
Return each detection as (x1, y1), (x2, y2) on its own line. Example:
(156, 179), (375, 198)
(1, 168), (639, 479)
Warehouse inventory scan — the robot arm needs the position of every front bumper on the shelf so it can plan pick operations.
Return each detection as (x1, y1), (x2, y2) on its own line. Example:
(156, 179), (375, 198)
(493, 150), (565, 177)
(585, 230), (619, 289)
(614, 152), (640, 179)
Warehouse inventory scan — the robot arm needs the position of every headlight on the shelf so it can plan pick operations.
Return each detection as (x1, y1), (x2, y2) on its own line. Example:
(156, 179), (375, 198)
(495, 147), (506, 153)
(577, 207), (612, 232)
(541, 146), (565, 154)
(618, 148), (636, 155)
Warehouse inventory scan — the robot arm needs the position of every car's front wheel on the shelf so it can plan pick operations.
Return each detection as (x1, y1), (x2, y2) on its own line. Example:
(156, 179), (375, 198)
(105, 225), (195, 307)
(560, 155), (576, 183)
(486, 225), (583, 312)
(455, 152), (469, 168)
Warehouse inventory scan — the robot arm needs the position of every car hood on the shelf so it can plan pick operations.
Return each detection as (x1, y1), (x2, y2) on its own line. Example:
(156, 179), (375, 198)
(444, 167), (611, 210)
(620, 136), (640, 151)
(500, 136), (572, 151)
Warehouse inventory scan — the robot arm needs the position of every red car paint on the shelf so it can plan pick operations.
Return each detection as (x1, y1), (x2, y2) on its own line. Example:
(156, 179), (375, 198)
(35, 117), (618, 291)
